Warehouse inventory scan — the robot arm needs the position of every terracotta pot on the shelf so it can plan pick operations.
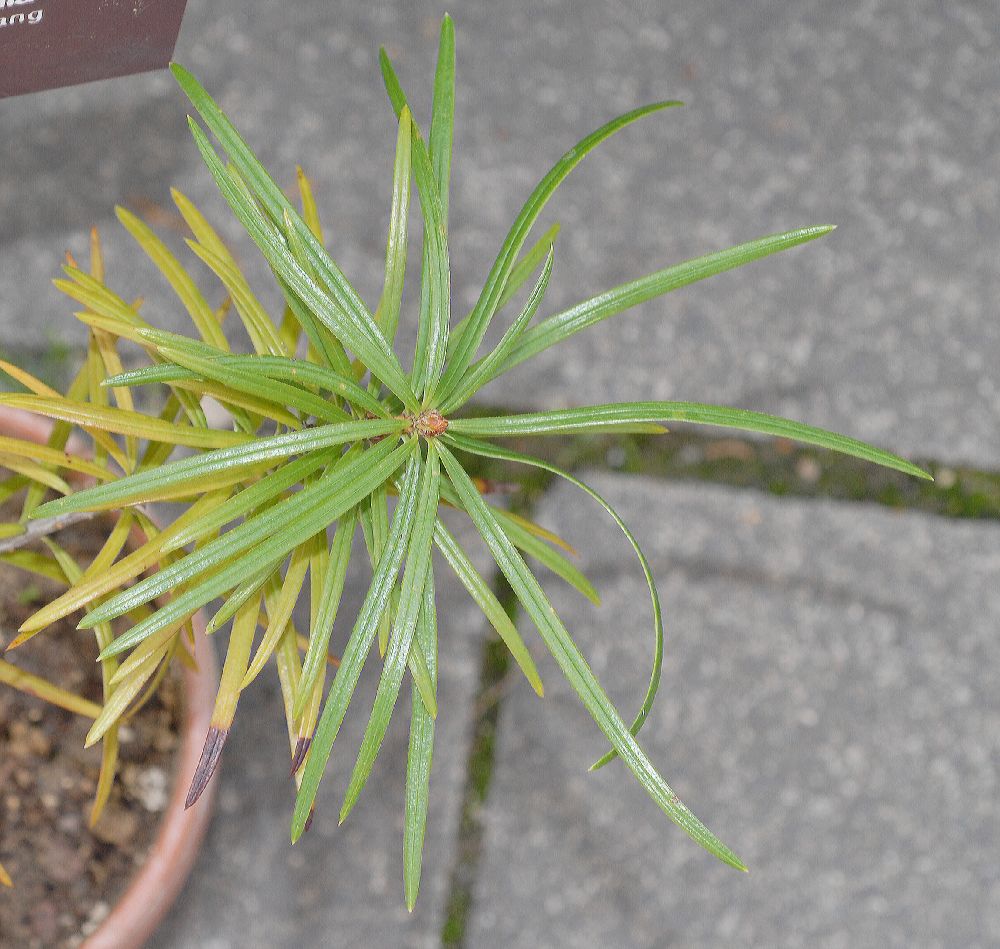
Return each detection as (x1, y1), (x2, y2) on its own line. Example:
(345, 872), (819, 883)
(0, 406), (218, 949)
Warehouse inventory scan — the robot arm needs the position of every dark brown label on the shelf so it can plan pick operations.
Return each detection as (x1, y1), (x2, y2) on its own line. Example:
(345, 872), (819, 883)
(0, 0), (188, 99)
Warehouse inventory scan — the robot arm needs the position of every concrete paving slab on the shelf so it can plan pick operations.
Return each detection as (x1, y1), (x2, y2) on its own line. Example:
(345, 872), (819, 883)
(468, 474), (1000, 948)
(150, 513), (493, 949)
(2, 1), (997, 464)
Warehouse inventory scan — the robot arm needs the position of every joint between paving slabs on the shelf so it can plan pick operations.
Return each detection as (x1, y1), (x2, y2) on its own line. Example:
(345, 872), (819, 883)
(439, 463), (554, 948)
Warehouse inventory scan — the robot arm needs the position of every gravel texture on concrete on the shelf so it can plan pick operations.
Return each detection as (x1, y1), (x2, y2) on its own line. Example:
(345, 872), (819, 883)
(468, 474), (1000, 948)
(2, 1), (998, 465)
(150, 514), (493, 949)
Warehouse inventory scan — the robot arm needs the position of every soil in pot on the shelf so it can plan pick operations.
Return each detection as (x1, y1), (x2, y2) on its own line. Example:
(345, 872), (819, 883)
(0, 509), (183, 949)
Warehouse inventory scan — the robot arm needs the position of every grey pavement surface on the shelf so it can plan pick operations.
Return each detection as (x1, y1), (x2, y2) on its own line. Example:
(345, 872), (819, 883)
(469, 475), (1000, 948)
(2, 1), (998, 465)
(0, 2), (997, 947)
(149, 514), (492, 949)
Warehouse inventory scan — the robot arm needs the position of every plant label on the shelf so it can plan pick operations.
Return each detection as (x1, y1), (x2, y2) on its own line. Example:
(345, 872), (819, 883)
(0, 0), (189, 99)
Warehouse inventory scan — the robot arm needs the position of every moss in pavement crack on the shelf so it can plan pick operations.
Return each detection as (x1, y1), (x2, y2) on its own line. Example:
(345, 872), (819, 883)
(440, 465), (553, 948)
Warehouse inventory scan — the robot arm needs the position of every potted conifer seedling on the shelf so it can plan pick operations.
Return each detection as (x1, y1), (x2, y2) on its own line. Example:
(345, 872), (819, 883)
(0, 15), (930, 936)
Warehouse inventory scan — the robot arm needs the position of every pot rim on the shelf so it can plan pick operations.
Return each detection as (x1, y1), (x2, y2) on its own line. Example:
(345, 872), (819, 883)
(0, 406), (218, 949)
